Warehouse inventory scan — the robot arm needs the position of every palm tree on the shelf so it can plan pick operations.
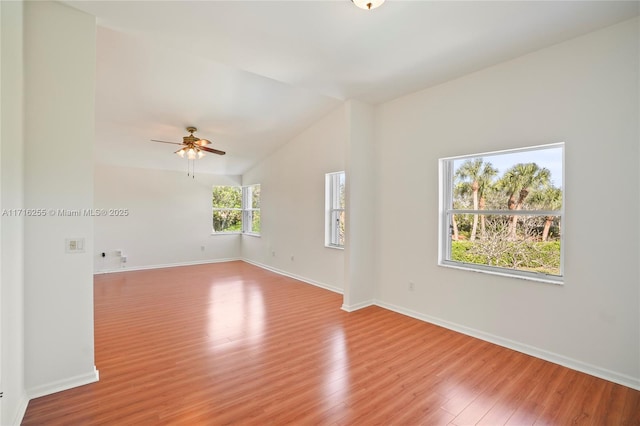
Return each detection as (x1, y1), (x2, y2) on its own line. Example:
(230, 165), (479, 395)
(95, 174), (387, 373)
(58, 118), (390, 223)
(529, 186), (562, 241)
(498, 163), (550, 239)
(451, 215), (460, 241)
(451, 181), (467, 241)
(455, 159), (498, 241)
(476, 165), (498, 240)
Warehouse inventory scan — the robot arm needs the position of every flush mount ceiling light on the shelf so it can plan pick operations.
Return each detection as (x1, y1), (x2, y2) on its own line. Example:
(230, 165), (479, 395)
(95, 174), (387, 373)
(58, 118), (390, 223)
(351, 0), (385, 10)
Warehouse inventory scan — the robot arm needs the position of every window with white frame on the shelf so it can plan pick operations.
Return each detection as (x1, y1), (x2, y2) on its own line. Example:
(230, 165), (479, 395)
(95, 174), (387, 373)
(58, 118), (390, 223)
(212, 184), (261, 235)
(325, 171), (345, 248)
(439, 143), (563, 283)
(243, 184), (261, 235)
(212, 186), (242, 233)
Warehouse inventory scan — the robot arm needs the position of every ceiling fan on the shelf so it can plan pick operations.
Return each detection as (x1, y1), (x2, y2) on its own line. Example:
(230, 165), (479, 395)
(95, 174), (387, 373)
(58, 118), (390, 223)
(151, 126), (225, 178)
(151, 126), (225, 160)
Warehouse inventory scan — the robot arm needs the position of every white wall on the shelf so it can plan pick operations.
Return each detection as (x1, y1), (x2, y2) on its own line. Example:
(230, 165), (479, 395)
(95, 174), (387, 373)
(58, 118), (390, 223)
(374, 18), (640, 387)
(23, 1), (98, 396)
(94, 165), (241, 272)
(343, 100), (377, 310)
(242, 105), (347, 293)
(0, 1), (28, 423)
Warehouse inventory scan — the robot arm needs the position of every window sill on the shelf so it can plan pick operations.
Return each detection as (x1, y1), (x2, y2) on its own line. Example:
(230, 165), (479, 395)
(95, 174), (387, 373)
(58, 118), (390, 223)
(242, 233), (261, 238)
(325, 244), (344, 251)
(439, 261), (563, 285)
(210, 232), (241, 236)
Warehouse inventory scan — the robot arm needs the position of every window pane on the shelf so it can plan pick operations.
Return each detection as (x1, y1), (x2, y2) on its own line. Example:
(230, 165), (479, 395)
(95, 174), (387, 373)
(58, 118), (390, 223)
(213, 186), (242, 209)
(453, 149), (562, 211)
(213, 209), (242, 232)
(242, 185), (260, 234)
(449, 213), (561, 276)
(338, 210), (345, 246)
(251, 185), (261, 209)
(338, 173), (346, 210)
(330, 209), (345, 246)
(252, 210), (261, 233)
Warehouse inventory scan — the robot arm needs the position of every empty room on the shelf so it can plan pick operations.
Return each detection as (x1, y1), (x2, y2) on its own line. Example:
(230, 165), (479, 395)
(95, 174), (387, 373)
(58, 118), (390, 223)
(2, 0), (639, 424)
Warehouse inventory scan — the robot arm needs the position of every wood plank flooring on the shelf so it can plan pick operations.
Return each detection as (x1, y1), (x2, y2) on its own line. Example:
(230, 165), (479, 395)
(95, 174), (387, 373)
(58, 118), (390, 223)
(22, 261), (640, 425)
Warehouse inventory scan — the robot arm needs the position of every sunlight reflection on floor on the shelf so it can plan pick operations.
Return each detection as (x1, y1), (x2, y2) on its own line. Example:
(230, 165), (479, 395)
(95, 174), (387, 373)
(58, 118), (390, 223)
(322, 328), (350, 407)
(207, 279), (265, 349)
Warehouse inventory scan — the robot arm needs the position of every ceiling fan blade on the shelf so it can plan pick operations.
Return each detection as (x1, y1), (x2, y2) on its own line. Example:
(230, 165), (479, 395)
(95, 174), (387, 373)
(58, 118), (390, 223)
(200, 146), (226, 155)
(196, 138), (212, 146)
(151, 139), (183, 145)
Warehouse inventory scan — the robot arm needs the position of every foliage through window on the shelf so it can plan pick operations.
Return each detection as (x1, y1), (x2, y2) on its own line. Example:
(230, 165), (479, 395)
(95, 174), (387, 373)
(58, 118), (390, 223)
(212, 186), (242, 232)
(212, 185), (261, 234)
(326, 172), (345, 248)
(439, 143), (563, 282)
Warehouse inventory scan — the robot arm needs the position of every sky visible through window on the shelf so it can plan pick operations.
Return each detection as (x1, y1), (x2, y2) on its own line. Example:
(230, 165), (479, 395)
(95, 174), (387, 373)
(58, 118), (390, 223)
(453, 146), (563, 188)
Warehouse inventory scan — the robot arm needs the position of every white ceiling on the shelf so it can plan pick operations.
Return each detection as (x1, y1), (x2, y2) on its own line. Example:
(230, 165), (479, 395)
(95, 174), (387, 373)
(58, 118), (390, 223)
(63, 0), (639, 176)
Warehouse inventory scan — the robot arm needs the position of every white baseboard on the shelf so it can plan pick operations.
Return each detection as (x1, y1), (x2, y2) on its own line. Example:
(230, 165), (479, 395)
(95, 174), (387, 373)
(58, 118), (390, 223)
(242, 259), (343, 295)
(94, 257), (241, 274)
(27, 366), (99, 399)
(341, 300), (375, 312)
(10, 392), (29, 426)
(375, 300), (640, 391)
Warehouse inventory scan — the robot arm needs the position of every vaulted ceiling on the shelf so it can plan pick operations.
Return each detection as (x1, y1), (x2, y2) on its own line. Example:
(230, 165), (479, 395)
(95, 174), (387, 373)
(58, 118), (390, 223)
(63, 1), (639, 175)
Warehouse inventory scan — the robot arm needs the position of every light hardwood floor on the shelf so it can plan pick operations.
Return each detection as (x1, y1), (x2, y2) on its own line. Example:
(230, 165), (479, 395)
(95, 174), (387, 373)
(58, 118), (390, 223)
(22, 261), (640, 425)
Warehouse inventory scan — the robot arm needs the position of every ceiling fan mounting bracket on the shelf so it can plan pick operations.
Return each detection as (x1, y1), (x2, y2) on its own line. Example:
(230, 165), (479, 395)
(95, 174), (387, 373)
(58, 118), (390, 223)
(186, 126), (197, 134)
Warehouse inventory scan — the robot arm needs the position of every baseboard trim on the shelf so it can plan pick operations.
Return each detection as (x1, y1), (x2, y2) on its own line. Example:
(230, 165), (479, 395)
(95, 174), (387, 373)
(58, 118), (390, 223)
(94, 258), (241, 274)
(11, 392), (29, 426)
(27, 366), (100, 400)
(375, 300), (640, 391)
(341, 300), (375, 312)
(242, 259), (343, 295)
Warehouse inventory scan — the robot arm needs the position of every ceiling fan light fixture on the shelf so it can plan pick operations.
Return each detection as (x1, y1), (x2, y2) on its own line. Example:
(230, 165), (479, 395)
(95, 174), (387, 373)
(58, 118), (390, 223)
(187, 148), (197, 160)
(351, 0), (384, 10)
(152, 126), (226, 178)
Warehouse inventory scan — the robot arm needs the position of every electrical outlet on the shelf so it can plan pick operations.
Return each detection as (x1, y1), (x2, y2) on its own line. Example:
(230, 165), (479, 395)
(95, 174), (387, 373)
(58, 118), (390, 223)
(409, 282), (415, 291)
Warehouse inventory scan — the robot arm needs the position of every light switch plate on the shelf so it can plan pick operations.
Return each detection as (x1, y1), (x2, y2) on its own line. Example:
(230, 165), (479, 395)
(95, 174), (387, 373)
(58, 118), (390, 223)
(65, 238), (85, 253)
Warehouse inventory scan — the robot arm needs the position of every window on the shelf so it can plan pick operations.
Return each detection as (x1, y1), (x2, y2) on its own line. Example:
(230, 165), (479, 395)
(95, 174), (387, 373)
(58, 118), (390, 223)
(439, 143), (563, 283)
(212, 186), (242, 233)
(212, 184), (261, 235)
(326, 171), (345, 248)
(243, 184), (261, 235)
